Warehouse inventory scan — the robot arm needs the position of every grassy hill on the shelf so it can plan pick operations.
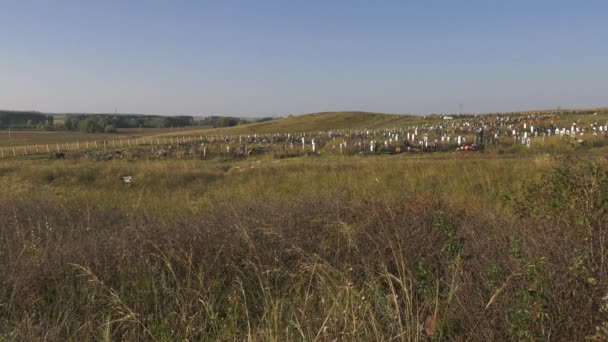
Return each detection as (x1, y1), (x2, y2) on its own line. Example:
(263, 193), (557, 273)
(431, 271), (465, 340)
(177, 111), (413, 135)
(213, 107), (608, 136)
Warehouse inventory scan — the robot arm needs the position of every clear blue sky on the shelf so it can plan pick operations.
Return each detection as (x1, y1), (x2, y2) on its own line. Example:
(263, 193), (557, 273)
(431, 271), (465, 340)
(1, 0), (607, 116)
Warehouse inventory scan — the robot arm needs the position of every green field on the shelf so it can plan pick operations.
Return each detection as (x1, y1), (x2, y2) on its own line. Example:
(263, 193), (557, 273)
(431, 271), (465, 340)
(1, 111), (608, 340)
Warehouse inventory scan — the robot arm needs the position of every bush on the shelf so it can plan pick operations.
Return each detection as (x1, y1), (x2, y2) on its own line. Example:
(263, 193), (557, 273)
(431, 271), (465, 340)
(520, 157), (608, 275)
(104, 125), (117, 133)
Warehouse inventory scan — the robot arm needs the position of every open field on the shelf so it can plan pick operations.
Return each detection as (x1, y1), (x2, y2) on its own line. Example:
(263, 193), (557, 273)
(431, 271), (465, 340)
(0, 127), (200, 148)
(0, 130), (132, 147)
(1, 110), (608, 340)
(1, 148), (608, 340)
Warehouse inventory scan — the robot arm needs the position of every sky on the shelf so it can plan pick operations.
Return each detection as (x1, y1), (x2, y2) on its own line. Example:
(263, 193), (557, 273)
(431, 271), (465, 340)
(1, 0), (607, 117)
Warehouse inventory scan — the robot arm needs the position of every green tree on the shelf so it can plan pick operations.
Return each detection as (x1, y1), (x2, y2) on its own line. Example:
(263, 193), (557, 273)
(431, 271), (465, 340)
(104, 125), (117, 133)
(78, 118), (99, 133)
(64, 115), (76, 130)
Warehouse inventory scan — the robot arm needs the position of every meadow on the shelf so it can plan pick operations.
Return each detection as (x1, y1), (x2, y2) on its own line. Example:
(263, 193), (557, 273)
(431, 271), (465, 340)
(0, 127), (195, 148)
(1, 111), (608, 341)
(1, 151), (607, 341)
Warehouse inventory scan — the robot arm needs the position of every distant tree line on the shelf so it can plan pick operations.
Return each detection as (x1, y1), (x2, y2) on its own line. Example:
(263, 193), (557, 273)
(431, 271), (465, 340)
(0, 110), (277, 132)
(196, 116), (243, 128)
(64, 114), (194, 133)
(0, 111), (53, 129)
(196, 116), (275, 128)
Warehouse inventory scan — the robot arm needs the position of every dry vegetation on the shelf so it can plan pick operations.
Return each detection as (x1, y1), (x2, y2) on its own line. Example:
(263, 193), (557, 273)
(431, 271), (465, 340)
(1, 151), (607, 340)
(0, 128), (187, 148)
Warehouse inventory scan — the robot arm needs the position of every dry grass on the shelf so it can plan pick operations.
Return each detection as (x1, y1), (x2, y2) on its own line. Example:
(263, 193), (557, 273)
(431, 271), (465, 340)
(1, 153), (607, 340)
(164, 112), (409, 136)
(0, 127), (189, 148)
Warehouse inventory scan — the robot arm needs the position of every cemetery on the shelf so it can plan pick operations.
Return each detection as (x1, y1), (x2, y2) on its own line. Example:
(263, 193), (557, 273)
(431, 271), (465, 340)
(2, 110), (607, 161)
(1, 110), (608, 340)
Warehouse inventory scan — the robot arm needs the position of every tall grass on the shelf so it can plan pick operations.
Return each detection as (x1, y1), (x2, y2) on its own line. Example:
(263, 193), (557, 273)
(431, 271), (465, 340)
(0, 155), (606, 340)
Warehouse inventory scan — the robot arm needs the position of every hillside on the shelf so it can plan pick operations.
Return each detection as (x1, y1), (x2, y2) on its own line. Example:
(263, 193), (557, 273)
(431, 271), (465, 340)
(177, 111), (412, 135)
(191, 107), (608, 136)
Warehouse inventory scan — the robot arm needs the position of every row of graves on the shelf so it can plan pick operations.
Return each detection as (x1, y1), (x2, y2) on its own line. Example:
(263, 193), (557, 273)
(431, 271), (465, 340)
(190, 112), (606, 158)
(70, 117), (608, 161)
(3, 112), (607, 161)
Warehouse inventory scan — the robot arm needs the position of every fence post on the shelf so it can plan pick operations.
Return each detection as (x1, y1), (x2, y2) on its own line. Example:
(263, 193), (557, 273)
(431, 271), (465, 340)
(24, 146), (28, 156)
(13, 147), (16, 156)
(104, 140), (107, 152)
(95, 141), (98, 149)
(56, 144), (60, 152)
(67, 141), (70, 151)
(46, 144), (50, 153)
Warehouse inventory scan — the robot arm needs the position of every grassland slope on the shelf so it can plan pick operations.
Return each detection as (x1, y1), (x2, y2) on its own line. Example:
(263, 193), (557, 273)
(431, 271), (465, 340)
(176, 111), (409, 135)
